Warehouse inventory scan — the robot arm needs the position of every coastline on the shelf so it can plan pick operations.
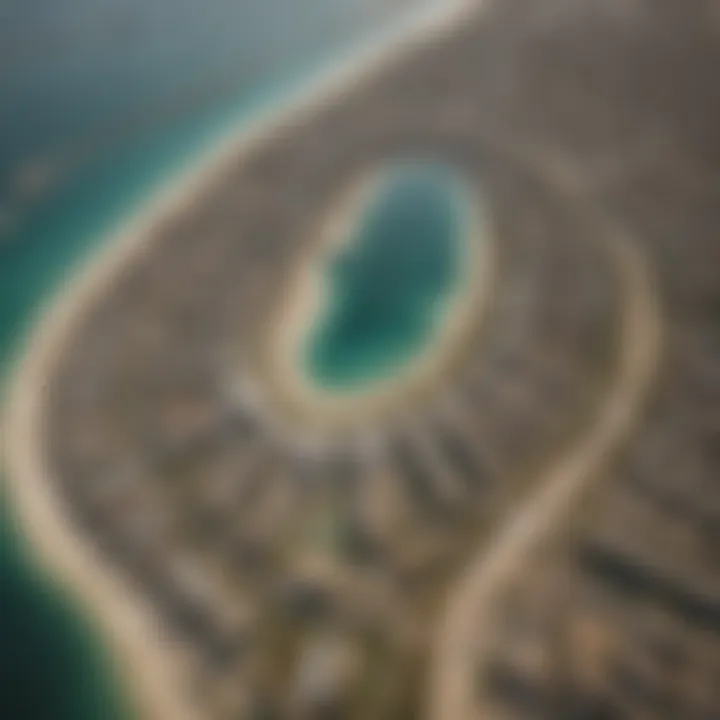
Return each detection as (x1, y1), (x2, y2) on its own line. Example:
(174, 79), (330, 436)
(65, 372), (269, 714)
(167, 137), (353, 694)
(1, 1), (485, 719)
(261, 167), (495, 438)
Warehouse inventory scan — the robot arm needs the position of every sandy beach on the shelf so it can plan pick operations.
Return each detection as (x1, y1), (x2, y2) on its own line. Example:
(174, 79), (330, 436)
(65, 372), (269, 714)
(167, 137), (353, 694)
(1, 1), (484, 718)
(259, 164), (496, 439)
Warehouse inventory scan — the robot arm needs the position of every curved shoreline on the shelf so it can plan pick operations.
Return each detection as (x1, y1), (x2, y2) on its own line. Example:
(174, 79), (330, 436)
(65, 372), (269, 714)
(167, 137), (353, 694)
(261, 164), (495, 437)
(1, 2), (484, 719)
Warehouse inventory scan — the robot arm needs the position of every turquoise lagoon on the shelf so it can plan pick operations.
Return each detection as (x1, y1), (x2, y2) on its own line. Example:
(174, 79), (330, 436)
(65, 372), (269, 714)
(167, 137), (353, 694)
(304, 162), (474, 390)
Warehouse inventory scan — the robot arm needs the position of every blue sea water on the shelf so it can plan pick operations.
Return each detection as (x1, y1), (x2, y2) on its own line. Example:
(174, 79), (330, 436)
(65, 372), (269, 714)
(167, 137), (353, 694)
(0, 1), (421, 717)
(305, 162), (470, 389)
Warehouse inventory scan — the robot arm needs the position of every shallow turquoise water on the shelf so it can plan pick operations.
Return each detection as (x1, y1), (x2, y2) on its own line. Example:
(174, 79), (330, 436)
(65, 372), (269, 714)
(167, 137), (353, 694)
(0, 1), (415, 717)
(305, 162), (470, 389)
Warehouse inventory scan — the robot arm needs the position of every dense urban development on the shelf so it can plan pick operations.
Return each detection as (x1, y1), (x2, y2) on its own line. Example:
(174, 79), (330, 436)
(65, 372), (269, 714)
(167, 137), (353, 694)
(6, 1), (720, 718)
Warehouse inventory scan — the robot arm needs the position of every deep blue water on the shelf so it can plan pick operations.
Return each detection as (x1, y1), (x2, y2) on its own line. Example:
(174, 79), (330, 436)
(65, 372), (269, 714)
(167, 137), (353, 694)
(0, 1), (417, 717)
(305, 162), (470, 389)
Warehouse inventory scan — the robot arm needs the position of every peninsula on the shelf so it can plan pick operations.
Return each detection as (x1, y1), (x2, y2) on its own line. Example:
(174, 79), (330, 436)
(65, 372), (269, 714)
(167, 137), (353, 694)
(5, 0), (720, 718)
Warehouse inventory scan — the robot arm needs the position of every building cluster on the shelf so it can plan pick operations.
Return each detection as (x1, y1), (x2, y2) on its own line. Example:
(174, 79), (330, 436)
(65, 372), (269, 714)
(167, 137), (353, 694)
(39, 0), (720, 717)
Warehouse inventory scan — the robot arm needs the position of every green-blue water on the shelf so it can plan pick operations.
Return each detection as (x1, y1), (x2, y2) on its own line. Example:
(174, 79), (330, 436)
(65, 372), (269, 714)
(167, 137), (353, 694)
(305, 162), (470, 389)
(0, 500), (132, 720)
(0, 1), (422, 716)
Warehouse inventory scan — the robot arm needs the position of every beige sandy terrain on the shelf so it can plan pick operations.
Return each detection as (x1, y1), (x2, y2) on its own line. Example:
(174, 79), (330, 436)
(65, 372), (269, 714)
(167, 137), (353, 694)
(259, 164), (495, 438)
(1, 1), (483, 719)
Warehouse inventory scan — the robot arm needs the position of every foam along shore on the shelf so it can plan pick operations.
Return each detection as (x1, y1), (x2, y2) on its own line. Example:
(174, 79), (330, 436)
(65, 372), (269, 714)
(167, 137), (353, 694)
(261, 161), (495, 437)
(1, 1), (486, 719)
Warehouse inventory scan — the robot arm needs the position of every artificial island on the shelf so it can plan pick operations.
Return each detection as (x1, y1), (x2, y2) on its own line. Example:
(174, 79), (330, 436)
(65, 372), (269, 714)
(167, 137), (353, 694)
(5, 0), (720, 719)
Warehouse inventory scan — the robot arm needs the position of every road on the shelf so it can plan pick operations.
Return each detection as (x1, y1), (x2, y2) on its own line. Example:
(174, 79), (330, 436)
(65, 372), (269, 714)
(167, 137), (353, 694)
(427, 184), (664, 720)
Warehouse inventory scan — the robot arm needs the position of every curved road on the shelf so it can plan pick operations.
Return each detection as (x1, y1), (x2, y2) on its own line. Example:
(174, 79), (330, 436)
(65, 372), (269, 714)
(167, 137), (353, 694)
(427, 193), (664, 720)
